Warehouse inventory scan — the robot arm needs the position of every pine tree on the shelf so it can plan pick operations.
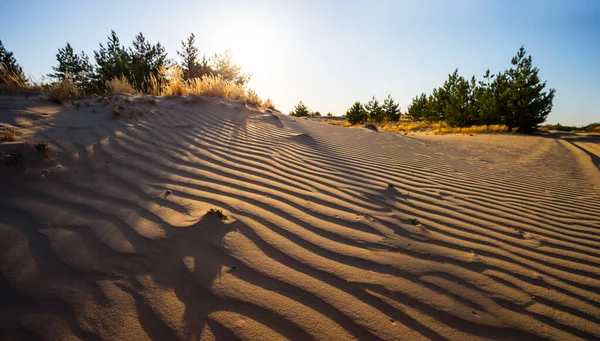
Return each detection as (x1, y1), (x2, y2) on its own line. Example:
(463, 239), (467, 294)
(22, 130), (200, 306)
(211, 50), (251, 86)
(407, 94), (429, 121)
(94, 30), (131, 90)
(345, 101), (368, 125)
(365, 96), (384, 122)
(49, 43), (94, 93)
(130, 32), (168, 89)
(290, 101), (310, 117)
(440, 69), (476, 127)
(382, 94), (401, 121)
(0, 40), (27, 86)
(505, 46), (555, 133)
(177, 33), (211, 80)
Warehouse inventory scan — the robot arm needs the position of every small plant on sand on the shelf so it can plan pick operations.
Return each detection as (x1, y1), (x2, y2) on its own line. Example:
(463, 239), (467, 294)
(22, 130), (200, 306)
(207, 208), (228, 220)
(262, 98), (275, 110)
(106, 76), (137, 94)
(245, 89), (261, 106)
(0, 126), (21, 141)
(47, 78), (79, 105)
(364, 124), (378, 131)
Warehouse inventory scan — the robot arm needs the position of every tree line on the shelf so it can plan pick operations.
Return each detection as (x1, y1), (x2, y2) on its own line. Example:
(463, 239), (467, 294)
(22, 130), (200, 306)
(1, 31), (251, 96)
(290, 46), (555, 133)
(406, 46), (555, 133)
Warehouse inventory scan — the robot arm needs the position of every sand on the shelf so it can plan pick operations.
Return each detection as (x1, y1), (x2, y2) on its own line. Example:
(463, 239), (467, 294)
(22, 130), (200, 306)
(0, 94), (599, 341)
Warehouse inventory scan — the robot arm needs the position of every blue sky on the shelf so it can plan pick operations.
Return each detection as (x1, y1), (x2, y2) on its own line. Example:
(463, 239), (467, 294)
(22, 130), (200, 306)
(1, 0), (599, 125)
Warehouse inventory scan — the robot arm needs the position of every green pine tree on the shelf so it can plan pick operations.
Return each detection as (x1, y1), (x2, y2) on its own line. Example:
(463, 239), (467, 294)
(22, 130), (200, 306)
(365, 96), (384, 122)
(130, 32), (168, 90)
(345, 101), (368, 125)
(0, 40), (27, 86)
(382, 94), (401, 121)
(505, 46), (555, 133)
(94, 30), (132, 90)
(290, 101), (310, 117)
(177, 33), (212, 80)
(407, 94), (429, 121)
(49, 43), (94, 94)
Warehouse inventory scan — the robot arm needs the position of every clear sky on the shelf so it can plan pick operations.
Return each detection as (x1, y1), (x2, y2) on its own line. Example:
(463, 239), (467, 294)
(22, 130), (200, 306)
(1, 0), (599, 125)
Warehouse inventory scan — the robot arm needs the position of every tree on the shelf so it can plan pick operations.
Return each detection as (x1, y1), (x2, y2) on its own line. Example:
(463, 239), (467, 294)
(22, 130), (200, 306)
(211, 50), (250, 86)
(505, 46), (555, 133)
(129, 33), (168, 89)
(345, 101), (368, 125)
(382, 94), (401, 121)
(407, 93), (429, 121)
(0, 40), (27, 86)
(310, 111), (321, 117)
(290, 101), (310, 117)
(177, 33), (212, 80)
(326, 112), (333, 117)
(440, 69), (477, 127)
(49, 43), (94, 93)
(94, 30), (131, 90)
(365, 96), (385, 122)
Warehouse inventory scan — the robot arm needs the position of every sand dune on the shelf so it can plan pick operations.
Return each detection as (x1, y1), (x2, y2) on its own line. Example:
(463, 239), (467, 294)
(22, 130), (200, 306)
(1, 94), (599, 340)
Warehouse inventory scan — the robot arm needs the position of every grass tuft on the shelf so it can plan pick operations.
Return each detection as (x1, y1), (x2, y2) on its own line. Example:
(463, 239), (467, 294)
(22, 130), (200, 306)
(207, 208), (228, 221)
(47, 80), (79, 105)
(106, 76), (137, 95)
(0, 126), (21, 141)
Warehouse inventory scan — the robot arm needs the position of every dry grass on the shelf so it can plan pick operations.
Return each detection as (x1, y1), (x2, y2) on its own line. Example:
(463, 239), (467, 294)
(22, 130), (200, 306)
(144, 66), (271, 108)
(207, 208), (228, 220)
(432, 124), (509, 135)
(324, 120), (353, 127)
(262, 98), (275, 109)
(327, 119), (510, 135)
(0, 126), (21, 141)
(47, 80), (79, 105)
(106, 76), (137, 95)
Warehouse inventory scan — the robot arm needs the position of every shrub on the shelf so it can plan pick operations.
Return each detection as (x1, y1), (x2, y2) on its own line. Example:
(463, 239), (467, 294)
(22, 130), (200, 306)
(106, 76), (137, 94)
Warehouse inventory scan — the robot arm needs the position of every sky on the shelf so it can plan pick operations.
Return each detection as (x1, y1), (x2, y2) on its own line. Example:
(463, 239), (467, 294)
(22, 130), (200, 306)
(1, 0), (599, 125)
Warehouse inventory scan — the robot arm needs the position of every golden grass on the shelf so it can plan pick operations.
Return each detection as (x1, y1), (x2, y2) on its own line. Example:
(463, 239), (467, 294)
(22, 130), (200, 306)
(0, 126), (21, 141)
(432, 124), (509, 135)
(262, 98), (275, 109)
(47, 80), (79, 105)
(144, 66), (272, 108)
(324, 120), (353, 127)
(327, 119), (510, 135)
(106, 76), (137, 95)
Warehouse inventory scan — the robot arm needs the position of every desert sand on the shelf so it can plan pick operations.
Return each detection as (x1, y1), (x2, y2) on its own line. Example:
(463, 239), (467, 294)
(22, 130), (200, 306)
(1, 94), (599, 340)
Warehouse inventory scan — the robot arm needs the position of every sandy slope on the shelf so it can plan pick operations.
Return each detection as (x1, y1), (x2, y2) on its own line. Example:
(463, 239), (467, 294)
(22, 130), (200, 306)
(1, 94), (599, 341)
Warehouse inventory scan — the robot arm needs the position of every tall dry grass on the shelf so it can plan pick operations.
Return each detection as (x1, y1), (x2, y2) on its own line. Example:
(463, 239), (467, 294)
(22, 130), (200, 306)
(144, 66), (272, 108)
(47, 79), (79, 104)
(106, 76), (137, 94)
